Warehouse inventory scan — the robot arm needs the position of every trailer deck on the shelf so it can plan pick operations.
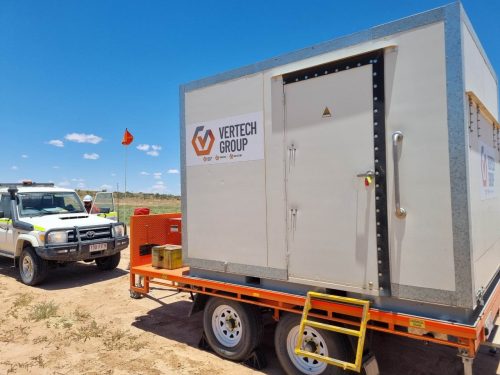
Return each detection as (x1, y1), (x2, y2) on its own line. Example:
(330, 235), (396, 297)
(129, 213), (499, 373)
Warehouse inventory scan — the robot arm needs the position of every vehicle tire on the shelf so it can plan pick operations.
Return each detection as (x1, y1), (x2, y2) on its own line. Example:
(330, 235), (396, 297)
(95, 252), (121, 270)
(19, 246), (48, 286)
(203, 297), (263, 362)
(130, 290), (144, 299)
(275, 313), (351, 375)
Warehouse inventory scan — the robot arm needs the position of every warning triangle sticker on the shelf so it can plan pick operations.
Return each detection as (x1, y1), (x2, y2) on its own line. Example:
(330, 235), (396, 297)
(322, 106), (332, 118)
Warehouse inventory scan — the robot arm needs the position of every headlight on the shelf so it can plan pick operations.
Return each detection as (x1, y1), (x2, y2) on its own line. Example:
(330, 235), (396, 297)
(47, 231), (68, 244)
(113, 224), (125, 237)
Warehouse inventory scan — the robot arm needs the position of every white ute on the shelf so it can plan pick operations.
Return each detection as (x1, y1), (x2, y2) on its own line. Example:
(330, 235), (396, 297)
(0, 182), (129, 285)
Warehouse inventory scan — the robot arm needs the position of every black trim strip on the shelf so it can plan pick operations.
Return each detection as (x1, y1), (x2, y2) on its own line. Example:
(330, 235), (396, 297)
(283, 49), (392, 296)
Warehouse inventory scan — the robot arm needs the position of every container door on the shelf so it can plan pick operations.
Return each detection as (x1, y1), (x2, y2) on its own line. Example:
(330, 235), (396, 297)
(284, 53), (388, 295)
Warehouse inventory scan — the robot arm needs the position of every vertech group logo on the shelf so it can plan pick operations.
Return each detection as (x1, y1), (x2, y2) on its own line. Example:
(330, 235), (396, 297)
(186, 111), (264, 167)
(191, 126), (215, 156)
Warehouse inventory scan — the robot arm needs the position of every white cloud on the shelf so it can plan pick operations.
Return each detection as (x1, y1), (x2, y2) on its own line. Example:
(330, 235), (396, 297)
(65, 133), (103, 144)
(167, 169), (179, 174)
(83, 153), (100, 160)
(101, 184), (113, 191)
(52, 166), (60, 169)
(151, 181), (167, 192)
(11, 165), (18, 170)
(48, 139), (64, 148)
(140, 171), (149, 176)
(137, 144), (161, 157)
(153, 172), (162, 180)
(71, 178), (85, 182)
(77, 182), (85, 189)
(58, 180), (70, 187)
(111, 173), (116, 177)
(21, 154), (28, 158)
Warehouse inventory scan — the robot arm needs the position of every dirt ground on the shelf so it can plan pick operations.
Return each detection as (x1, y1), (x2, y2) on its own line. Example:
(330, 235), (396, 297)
(0, 249), (498, 375)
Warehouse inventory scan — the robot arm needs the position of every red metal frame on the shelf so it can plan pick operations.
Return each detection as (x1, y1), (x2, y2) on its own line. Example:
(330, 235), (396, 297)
(129, 214), (500, 358)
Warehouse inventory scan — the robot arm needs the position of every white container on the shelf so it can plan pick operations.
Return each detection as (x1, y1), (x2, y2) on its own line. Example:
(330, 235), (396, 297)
(180, 3), (499, 318)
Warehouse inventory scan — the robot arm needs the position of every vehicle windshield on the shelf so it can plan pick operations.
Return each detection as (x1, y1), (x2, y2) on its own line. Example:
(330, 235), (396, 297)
(18, 192), (85, 217)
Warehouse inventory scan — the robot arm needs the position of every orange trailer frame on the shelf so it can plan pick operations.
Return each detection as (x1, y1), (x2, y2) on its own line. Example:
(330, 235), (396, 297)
(129, 213), (499, 364)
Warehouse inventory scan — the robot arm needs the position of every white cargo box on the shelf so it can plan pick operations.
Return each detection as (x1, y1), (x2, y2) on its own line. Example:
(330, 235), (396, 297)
(180, 3), (499, 320)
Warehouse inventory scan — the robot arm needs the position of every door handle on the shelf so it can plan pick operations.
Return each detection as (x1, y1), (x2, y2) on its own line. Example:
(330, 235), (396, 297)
(289, 208), (298, 234)
(288, 144), (296, 171)
(356, 170), (375, 178)
(392, 131), (407, 218)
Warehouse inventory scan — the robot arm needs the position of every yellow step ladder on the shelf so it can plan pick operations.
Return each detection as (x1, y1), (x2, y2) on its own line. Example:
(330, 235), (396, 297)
(295, 291), (371, 373)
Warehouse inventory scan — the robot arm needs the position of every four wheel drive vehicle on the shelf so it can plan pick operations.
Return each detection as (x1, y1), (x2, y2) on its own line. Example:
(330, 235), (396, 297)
(0, 182), (129, 285)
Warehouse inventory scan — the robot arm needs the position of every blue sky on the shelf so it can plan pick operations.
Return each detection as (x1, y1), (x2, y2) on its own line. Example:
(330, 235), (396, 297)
(1, 1), (498, 195)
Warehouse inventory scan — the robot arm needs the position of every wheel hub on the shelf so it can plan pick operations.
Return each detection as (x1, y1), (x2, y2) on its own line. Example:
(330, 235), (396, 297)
(304, 339), (319, 354)
(212, 305), (243, 347)
(287, 325), (329, 375)
(22, 256), (34, 280)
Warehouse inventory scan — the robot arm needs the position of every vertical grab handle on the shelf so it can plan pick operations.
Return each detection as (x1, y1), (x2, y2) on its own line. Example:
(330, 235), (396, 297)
(392, 132), (407, 218)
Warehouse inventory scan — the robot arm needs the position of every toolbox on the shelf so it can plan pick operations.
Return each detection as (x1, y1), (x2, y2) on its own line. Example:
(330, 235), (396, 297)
(152, 244), (182, 269)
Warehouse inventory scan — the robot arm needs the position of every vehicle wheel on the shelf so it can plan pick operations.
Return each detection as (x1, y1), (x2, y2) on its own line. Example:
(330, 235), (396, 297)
(19, 246), (48, 286)
(275, 313), (351, 375)
(130, 290), (144, 299)
(203, 297), (263, 361)
(95, 252), (121, 270)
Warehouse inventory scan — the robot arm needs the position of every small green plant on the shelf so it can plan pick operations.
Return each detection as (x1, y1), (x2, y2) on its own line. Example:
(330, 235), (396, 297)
(29, 301), (58, 321)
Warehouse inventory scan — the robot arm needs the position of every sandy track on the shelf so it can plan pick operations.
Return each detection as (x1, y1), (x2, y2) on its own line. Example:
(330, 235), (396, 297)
(0, 249), (498, 374)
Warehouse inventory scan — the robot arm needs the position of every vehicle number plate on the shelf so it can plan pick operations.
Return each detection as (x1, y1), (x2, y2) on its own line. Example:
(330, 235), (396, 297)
(90, 243), (107, 252)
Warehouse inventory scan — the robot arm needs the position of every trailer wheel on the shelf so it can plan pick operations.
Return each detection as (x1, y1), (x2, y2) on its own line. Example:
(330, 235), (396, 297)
(203, 297), (263, 361)
(275, 313), (350, 375)
(19, 246), (48, 286)
(95, 252), (121, 270)
(129, 290), (144, 299)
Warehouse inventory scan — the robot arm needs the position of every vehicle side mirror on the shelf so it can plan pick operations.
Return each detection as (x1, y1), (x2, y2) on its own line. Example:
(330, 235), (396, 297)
(0, 211), (4, 218)
(100, 207), (111, 214)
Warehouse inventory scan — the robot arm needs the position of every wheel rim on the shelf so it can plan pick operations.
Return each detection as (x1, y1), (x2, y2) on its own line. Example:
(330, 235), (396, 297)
(211, 305), (242, 347)
(21, 255), (34, 281)
(286, 325), (329, 375)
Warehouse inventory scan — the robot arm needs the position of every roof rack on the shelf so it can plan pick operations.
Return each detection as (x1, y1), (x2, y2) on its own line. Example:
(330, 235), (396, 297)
(0, 181), (55, 188)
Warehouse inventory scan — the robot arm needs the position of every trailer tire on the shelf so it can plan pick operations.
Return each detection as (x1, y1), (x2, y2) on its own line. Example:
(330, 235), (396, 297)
(203, 297), (263, 362)
(129, 290), (144, 299)
(19, 246), (48, 286)
(95, 252), (121, 270)
(275, 313), (350, 375)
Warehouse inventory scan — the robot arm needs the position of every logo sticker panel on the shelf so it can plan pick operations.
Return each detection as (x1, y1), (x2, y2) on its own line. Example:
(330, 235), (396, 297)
(186, 112), (264, 166)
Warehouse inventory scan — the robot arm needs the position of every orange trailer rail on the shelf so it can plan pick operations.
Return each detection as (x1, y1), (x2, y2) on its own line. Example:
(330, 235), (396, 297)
(129, 213), (500, 360)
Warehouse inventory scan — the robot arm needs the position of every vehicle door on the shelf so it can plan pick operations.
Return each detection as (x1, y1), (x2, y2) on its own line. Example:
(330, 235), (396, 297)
(91, 192), (117, 221)
(0, 194), (15, 256)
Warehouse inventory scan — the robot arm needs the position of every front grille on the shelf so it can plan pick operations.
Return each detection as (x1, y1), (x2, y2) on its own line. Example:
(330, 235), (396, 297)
(67, 226), (112, 242)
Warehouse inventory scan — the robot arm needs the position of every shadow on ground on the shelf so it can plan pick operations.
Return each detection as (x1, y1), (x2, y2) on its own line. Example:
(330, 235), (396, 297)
(131, 291), (283, 374)
(0, 256), (128, 290)
(132, 288), (499, 375)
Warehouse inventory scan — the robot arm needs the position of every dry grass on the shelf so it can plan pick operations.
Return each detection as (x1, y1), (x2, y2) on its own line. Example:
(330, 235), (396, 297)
(29, 301), (59, 321)
(8, 293), (34, 318)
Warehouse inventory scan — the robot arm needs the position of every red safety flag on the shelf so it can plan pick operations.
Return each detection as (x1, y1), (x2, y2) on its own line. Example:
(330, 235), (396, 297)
(121, 128), (134, 145)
